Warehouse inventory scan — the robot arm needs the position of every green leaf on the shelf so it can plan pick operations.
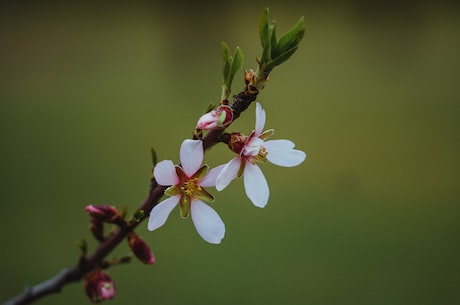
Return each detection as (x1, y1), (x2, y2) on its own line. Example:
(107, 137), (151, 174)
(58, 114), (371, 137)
(221, 42), (231, 81)
(276, 16), (305, 54)
(221, 41), (230, 60)
(259, 8), (269, 47)
(270, 21), (278, 58)
(228, 47), (243, 87)
(259, 8), (272, 63)
(265, 46), (299, 71)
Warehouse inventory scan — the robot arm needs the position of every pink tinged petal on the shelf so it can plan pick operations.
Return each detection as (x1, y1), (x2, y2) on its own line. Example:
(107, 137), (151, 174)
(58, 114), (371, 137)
(153, 160), (179, 186)
(254, 102), (266, 136)
(200, 164), (226, 187)
(263, 139), (307, 167)
(147, 195), (180, 231)
(180, 139), (204, 177)
(197, 111), (219, 130)
(244, 162), (269, 208)
(243, 137), (264, 157)
(215, 157), (242, 191)
(190, 200), (225, 244)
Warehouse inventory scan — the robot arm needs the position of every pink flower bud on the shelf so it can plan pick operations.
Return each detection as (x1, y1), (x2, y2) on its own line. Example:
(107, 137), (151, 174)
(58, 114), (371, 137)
(128, 232), (156, 265)
(84, 270), (116, 303)
(85, 205), (119, 222)
(197, 105), (233, 130)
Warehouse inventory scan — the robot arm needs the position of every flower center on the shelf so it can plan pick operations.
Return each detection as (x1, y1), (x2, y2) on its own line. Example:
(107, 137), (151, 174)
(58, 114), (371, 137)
(180, 178), (202, 197)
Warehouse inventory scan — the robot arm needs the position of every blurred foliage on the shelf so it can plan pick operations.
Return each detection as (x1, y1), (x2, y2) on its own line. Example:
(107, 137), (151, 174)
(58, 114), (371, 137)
(1, 1), (459, 305)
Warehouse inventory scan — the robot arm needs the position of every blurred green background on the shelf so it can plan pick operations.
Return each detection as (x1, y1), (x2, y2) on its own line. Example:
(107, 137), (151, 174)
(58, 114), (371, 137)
(1, 1), (459, 304)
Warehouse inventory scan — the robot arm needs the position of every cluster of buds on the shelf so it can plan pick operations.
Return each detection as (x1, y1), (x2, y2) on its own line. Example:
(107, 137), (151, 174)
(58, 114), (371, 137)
(85, 205), (123, 243)
(84, 205), (156, 302)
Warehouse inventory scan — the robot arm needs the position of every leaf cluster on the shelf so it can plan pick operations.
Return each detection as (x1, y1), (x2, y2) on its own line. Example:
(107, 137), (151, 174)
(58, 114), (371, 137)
(258, 8), (305, 77)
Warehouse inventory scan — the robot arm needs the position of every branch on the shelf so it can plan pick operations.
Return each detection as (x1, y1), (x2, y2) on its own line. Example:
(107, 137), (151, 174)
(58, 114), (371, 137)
(3, 86), (259, 305)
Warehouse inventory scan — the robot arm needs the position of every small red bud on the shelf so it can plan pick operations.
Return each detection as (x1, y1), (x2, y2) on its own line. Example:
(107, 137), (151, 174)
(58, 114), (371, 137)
(85, 205), (119, 222)
(127, 232), (156, 265)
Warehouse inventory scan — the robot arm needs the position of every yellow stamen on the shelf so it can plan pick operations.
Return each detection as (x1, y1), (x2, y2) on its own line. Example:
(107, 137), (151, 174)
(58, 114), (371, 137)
(180, 178), (202, 198)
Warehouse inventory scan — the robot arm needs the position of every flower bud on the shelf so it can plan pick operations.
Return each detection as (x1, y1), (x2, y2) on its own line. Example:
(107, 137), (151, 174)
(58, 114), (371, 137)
(84, 269), (116, 303)
(85, 205), (119, 222)
(127, 232), (156, 265)
(228, 132), (248, 154)
(197, 105), (233, 130)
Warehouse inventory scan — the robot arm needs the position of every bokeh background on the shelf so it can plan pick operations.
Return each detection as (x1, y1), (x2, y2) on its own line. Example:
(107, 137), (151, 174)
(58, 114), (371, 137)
(1, 1), (459, 304)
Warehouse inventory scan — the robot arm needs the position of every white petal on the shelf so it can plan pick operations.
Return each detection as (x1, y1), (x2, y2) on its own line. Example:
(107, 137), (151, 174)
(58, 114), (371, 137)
(244, 162), (269, 208)
(243, 137), (264, 157)
(215, 157), (241, 191)
(191, 200), (225, 244)
(263, 139), (307, 167)
(180, 139), (204, 177)
(254, 102), (266, 136)
(200, 164), (226, 187)
(147, 195), (180, 231)
(153, 160), (179, 186)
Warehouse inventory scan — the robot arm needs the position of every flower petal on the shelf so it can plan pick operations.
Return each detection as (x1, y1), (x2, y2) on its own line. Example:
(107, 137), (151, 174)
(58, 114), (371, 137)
(254, 102), (266, 136)
(243, 137), (264, 157)
(263, 139), (307, 167)
(153, 160), (179, 186)
(191, 200), (225, 244)
(244, 162), (269, 208)
(180, 139), (203, 177)
(197, 111), (219, 130)
(147, 195), (180, 231)
(215, 157), (241, 191)
(200, 164), (225, 187)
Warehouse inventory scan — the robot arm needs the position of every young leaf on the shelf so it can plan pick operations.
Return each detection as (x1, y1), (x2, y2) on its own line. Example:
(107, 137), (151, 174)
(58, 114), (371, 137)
(259, 8), (269, 48)
(265, 46), (299, 71)
(221, 41), (230, 61)
(228, 47), (243, 87)
(221, 42), (232, 81)
(270, 21), (278, 58)
(276, 16), (305, 54)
